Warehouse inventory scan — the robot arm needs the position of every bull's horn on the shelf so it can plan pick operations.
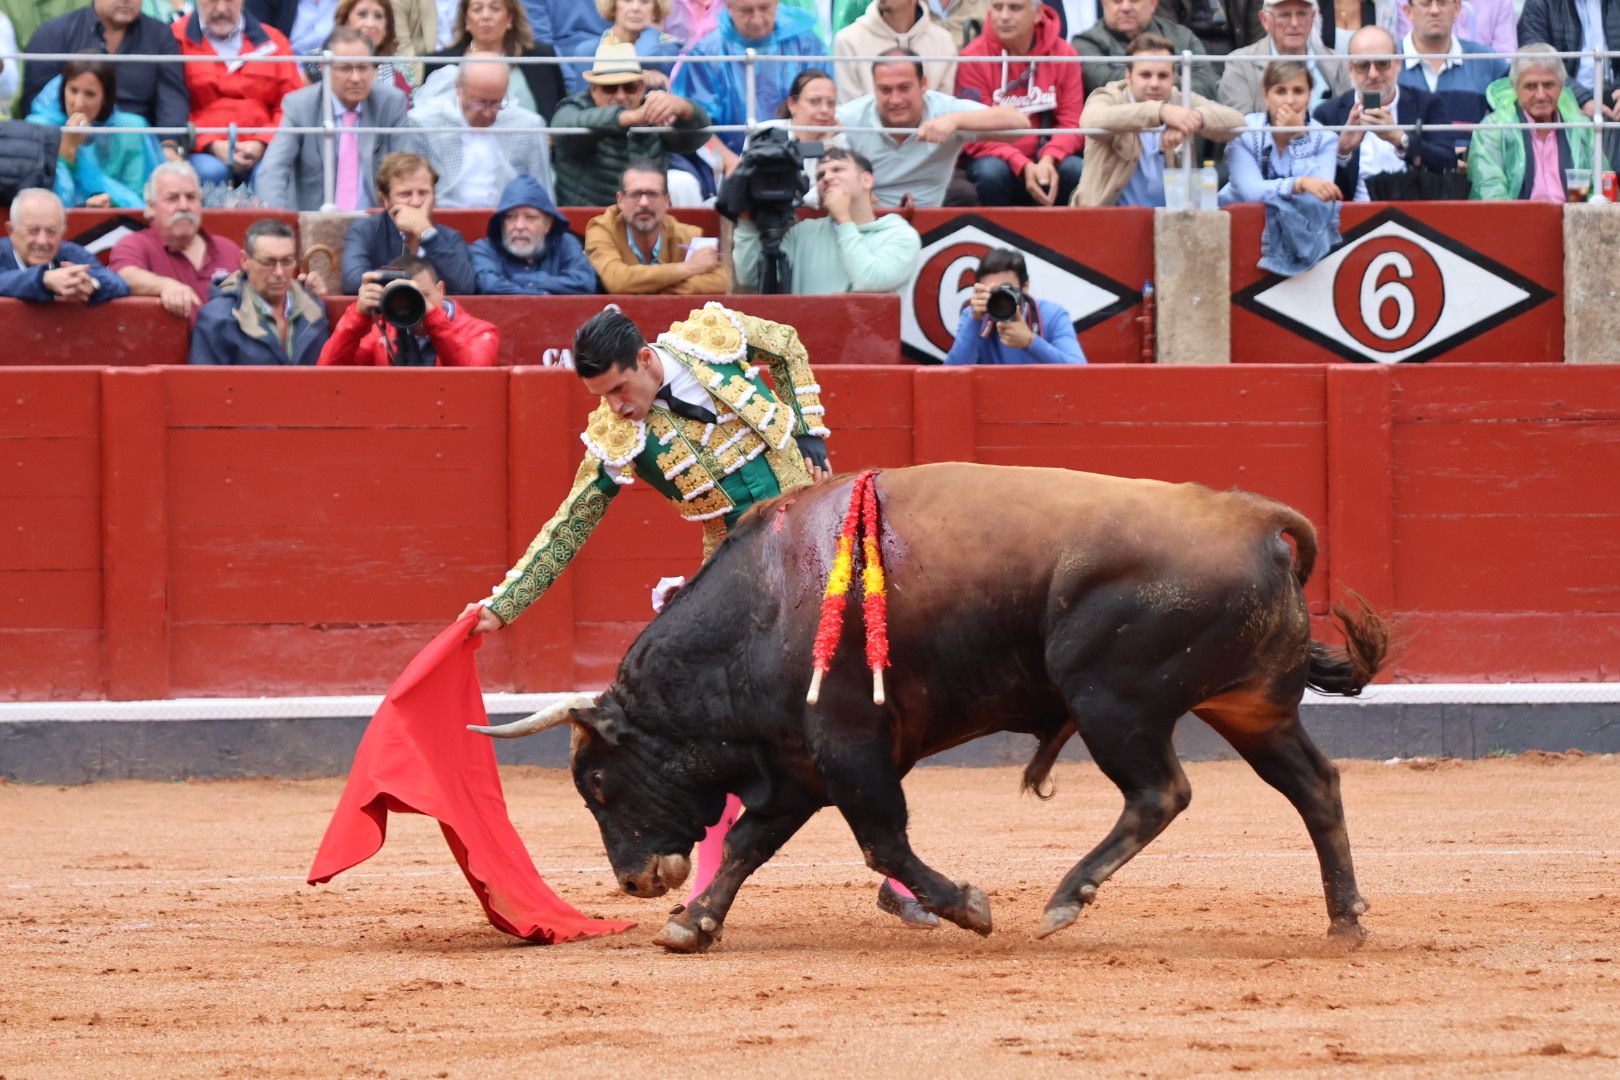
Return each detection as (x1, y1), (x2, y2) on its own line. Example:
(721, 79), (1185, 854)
(467, 693), (598, 739)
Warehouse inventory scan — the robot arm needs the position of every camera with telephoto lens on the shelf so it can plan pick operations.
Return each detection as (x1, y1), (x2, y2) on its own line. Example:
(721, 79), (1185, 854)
(985, 283), (1024, 323)
(714, 127), (824, 294)
(369, 268), (427, 329)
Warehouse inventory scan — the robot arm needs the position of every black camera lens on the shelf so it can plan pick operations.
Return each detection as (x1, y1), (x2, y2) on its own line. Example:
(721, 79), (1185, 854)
(985, 284), (1023, 322)
(378, 278), (427, 328)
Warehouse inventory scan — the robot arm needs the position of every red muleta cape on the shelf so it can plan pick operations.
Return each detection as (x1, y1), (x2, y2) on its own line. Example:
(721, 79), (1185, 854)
(307, 612), (633, 943)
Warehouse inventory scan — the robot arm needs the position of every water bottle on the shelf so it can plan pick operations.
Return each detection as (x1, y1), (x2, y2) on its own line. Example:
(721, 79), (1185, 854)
(1198, 160), (1219, 211)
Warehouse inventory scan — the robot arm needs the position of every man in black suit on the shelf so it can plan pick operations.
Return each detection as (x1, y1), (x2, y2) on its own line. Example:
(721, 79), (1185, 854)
(1314, 25), (1456, 201)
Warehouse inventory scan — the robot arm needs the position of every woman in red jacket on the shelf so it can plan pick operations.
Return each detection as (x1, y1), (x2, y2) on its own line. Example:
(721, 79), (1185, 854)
(318, 257), (502, 367)
(175, 0), (306, 188)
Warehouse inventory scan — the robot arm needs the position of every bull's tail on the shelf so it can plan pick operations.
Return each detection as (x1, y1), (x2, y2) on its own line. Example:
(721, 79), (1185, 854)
(1306, 595), (1391, 697)
(1274, 504), (1318, 586)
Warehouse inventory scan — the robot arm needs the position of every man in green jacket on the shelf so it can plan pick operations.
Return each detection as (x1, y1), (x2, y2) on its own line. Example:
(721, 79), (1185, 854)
(1469, 47), (1608, 202)
(550, 41), (711, 207)
(1073, 0), (1218, 100)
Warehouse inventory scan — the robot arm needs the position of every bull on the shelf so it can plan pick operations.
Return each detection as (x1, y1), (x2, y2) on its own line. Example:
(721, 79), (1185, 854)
(475, 463), (1388, 953)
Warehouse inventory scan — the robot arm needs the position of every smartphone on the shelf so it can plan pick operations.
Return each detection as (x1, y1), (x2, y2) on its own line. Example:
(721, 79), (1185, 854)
(1362, 91), (1381, 110)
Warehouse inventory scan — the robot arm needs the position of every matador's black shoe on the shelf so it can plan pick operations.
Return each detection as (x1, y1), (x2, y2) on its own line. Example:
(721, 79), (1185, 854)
(876, 880), (940, 929)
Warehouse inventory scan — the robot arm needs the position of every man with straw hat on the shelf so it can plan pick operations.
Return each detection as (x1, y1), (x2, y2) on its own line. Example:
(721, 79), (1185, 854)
(552, 40), (713, 206)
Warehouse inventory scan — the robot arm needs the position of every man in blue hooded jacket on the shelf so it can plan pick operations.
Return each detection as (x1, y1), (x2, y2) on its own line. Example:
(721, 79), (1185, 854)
(675, 0), (827, 165)
(471, 174), (599, 296)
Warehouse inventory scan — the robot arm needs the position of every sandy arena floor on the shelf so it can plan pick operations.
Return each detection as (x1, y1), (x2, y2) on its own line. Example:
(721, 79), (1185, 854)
(2, 755), (1618, 1078)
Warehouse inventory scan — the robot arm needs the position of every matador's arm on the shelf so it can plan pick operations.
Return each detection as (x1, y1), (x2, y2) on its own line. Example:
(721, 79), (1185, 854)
(736, 314), (833, 466)
(482, 455), (620, 625)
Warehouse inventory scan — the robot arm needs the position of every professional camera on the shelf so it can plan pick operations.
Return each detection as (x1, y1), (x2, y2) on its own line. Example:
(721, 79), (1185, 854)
(369, 268), (428, 330)
(714, 127), (823, 294)
(984, 283), (1024, 323)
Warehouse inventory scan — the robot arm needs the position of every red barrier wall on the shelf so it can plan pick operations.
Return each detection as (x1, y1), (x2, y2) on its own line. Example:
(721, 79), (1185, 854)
(4, 294), (901, 367)
(29, 204), (1568, 368)
(4, 364), (1616, 701)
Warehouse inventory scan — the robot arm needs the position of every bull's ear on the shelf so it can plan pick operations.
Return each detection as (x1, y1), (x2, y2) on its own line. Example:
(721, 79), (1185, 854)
(571, 697), (629, 747)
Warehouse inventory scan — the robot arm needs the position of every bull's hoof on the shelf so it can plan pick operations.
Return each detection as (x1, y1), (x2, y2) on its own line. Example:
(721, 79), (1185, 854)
(958, 884), (992, 937)
(1327, 917), (1368, 949)
(1036, 903), (1081, 940)
(653, 914), (720, 953)
(1036, 883), (1097, 939)
(876, 880), (940, 929)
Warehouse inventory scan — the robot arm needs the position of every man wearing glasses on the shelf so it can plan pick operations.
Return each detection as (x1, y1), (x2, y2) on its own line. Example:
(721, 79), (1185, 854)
(258, 27), (408, 211)
(551, 42), (713, 207)
(1396, 0), (1507, 151)
(1217, 0), (1350, 114)
(189, 219), (332, 364)
(403, 56), (555, 208)
(1315, 26), (1455, 200)
(585, 162), (729, 294)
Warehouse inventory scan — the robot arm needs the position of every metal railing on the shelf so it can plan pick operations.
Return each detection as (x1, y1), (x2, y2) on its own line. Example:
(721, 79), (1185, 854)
(4, 45), (1614, 207)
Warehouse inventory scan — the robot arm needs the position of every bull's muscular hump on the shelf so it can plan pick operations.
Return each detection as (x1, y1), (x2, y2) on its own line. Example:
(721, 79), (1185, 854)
(486, 463), (1388, 954)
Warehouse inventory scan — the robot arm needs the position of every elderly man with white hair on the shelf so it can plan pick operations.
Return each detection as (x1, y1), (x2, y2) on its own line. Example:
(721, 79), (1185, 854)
(0, 188), (130, 304)
(1467, 43), (1607, 202)
(1217, 0), (1349, 115)
(405, 56), (554, 208)
(109, 161), (243, 319)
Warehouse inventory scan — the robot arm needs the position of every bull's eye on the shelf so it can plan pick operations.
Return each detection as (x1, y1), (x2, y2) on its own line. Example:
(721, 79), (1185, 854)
(588, 769), (607, 806)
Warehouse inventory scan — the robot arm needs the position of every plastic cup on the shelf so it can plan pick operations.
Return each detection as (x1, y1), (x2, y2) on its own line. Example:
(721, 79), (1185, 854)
(1565, 168), (1592, 203)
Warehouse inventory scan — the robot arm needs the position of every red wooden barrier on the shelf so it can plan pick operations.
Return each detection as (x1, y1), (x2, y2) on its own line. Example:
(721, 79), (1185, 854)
(3, 294), (902, 367)
(1229, 202), (1562, 365)
(4, 364), (1617, 700)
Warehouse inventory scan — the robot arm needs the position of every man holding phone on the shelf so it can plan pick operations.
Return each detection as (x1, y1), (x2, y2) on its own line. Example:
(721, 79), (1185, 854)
(1314, 26), (1455, 200)
(584, 163), (731, 295)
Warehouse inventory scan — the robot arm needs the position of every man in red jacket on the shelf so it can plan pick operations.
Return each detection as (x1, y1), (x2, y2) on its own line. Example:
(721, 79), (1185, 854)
(174, 0), (306, 188)
(318, 257), (501, 367)
(956, 0), (1087, 206)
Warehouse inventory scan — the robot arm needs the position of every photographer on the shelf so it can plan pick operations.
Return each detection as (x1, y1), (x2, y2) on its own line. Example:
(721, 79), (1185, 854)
(317, 256), (501, 367)
(942, 248), (1086, 366)
(731, 147), (921, 295)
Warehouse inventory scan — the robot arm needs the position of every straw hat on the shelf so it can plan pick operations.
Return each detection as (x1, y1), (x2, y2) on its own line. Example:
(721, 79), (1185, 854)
(583, 40), (644, 85)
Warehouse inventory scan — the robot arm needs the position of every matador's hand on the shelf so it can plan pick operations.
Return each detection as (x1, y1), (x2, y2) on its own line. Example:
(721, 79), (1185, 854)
(805, 457), (832, 482)
(461, 601), (505, 636)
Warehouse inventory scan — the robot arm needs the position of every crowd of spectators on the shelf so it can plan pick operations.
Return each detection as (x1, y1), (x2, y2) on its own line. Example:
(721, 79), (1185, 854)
(0, 0), (1615, 366)
(3, 0), (1611, 211)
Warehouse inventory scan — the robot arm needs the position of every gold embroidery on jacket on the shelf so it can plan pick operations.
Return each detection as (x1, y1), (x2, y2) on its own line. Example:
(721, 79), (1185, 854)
(486, 456), (613, 624)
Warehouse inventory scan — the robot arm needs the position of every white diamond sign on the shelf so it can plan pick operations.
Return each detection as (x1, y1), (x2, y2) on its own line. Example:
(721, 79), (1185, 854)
(1234, 210), (1553, 364)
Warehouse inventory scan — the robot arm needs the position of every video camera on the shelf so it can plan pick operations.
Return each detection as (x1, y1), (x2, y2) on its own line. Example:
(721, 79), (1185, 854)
(714, 127), (823, 294)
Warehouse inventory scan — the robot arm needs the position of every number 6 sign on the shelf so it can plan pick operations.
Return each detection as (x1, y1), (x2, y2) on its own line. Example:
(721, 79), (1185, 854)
(1235, 209), (1554, 364)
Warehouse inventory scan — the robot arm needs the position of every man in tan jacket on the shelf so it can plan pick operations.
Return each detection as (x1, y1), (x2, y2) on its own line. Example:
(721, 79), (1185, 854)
(585, 162), (730, 295)
(1071, 33), (1245, 207)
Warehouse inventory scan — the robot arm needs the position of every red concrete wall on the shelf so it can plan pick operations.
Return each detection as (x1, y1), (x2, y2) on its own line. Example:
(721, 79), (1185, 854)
(3, 364), (1616, 701)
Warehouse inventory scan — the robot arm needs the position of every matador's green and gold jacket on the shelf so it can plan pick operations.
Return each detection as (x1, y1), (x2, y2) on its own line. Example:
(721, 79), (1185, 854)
(482, 303), (832, 625)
